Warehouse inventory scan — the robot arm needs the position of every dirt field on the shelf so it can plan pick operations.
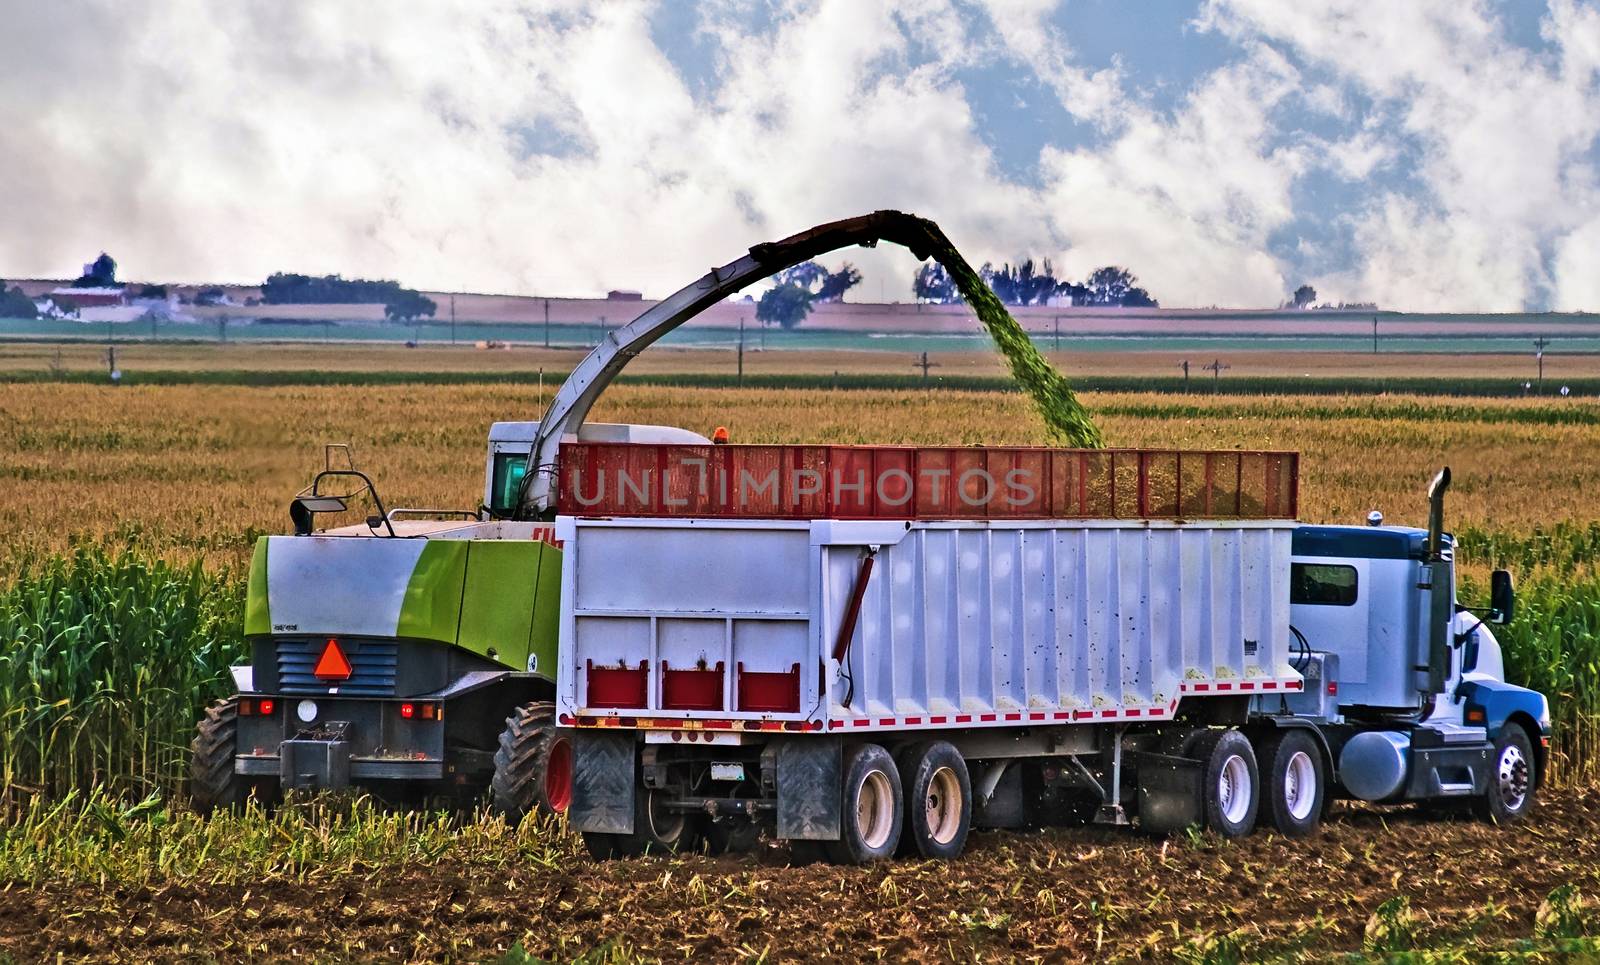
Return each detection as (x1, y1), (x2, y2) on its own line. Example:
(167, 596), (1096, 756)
(2, 791), (1596, 962)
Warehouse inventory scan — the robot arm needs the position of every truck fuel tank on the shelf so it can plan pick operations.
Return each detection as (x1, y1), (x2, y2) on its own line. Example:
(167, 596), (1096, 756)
(1339, 730), (1409, 801)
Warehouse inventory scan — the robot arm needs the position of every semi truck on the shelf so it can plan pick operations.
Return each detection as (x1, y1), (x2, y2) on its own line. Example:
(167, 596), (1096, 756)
(554, 450), (1547, 861)
(193, 210), (1550, 865)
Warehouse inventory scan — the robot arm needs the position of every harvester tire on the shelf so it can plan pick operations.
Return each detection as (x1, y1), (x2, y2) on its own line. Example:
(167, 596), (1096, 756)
(190, 697), (274, 815)
(490, 701), (572, 823)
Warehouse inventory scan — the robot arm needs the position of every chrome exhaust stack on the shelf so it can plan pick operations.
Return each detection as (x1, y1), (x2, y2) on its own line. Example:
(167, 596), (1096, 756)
(1424, 467), (1451, 561)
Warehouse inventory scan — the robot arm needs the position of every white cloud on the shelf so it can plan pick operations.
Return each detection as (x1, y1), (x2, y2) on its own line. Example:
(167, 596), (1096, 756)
(0, 0), (1596, 311)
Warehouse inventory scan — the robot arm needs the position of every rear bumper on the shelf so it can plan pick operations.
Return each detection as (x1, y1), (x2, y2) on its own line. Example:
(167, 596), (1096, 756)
(236, 753), (443, 782)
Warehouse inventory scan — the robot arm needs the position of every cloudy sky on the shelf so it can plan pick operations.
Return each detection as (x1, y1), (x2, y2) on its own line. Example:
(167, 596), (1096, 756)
(1, 0), (1597, 311)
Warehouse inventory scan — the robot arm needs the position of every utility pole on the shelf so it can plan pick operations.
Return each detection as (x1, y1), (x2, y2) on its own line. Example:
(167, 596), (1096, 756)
(1535, 336), (1550, 389)
(543, 297), (551, 349)
(1373, 316), (1379, 354)
(1054, 314), (1061, 352)
(1204, 358), (1229, 390)
(106, 345), (120, 386)
(1180, 359), (1190, 392)
(450, 294), (456, 345)
(913, 351), (940, 383)
(218, 314), (228, 344)
(737, 317), (745, 386)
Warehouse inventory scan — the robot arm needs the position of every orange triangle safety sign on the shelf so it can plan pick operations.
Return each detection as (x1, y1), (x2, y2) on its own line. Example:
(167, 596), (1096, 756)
(314, 638), (353, 680)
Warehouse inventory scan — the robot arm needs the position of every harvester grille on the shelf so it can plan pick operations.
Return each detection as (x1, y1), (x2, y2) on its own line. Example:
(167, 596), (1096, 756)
(275, 638), (398, 696)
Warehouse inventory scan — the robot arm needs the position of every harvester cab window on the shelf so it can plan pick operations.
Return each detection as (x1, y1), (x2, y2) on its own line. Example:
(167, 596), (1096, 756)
(490, 451), (529, 515)
(1291, 563), (1358, 606)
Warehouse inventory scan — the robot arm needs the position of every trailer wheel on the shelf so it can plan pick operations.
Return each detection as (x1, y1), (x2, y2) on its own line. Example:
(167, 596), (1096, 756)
(490, 701), (572, 823)
(900, 742), (972, 860)
(1256, 729), (1324, 837)
(1476, 723), (1536, 825)
(825, 743), (903, 865)
(581, 785), (702, 859)
(1192, 729), (1259, 838)
(190, 697), (276, 815)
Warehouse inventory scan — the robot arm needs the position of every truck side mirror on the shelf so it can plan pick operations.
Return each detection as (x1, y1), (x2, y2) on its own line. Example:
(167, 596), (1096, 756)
(1489, 569), (1515, 625)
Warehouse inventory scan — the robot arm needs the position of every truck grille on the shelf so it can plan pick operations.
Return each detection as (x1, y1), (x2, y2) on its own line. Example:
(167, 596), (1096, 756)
(276, 638), (397, 696)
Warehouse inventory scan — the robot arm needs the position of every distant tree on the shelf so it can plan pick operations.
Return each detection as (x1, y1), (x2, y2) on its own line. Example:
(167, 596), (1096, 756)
(384, 289), (437, 322)
(0, 281), (38, 319)
(1055, 280), (1090, 306)
(1291, 284), (1317, 309)
(261, 272), (409, 305)
(913, 262), (960, 303)
(778, 262), (828, 291)
(756, 283), (813, 330)
(979, 258), (1062, 305)
(813, 263), (862, 302)
(1085, 266), (1157, 308)
(72, 252), (117, 288)
(135, 284), (169, 299)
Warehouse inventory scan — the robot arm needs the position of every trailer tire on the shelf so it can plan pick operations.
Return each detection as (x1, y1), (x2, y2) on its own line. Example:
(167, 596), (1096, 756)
(1192, 729), (1259, 838)
(825, 743), (903, 865)
(900, 742), (972, 860)
(190, 697), (276, 815)
(1476, 723), (1536, 825)
(1256, 729), (1324, 837)
(490, 701), (572, 823)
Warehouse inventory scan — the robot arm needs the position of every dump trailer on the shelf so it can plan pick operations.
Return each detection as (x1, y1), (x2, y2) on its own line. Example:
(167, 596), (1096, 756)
(555, 447), (1549, 862)
(191, 210), (976, 817)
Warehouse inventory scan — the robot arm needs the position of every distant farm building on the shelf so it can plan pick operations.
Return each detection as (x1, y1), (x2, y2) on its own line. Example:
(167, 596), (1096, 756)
(606, 289), (643, 301)
(50, 286), (127, 310)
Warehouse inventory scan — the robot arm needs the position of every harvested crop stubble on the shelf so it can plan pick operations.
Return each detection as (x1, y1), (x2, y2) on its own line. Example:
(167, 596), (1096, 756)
(5, 789), (1600, 961)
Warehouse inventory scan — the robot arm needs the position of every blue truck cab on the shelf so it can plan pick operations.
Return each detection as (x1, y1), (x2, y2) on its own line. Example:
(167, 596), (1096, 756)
(1261, 472), (1550, 822)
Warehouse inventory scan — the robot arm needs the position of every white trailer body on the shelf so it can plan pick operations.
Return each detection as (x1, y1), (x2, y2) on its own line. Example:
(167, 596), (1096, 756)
(555, 517), (1304, 734)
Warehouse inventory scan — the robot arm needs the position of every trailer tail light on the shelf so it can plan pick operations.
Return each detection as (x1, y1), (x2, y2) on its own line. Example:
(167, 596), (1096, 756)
(238, 699), (252, 715)
(314, 638), (353, 681)
(258, 699), (275, 716)
(398, 702), (439, 721)
(1326, 681), (1338, 696)
(400, 703), (415, 719)
(238, 698), (277, 716)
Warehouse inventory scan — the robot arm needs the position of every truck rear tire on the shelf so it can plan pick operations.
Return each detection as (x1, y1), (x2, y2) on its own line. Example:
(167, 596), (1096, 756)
(900, 742), (972, 860)
(1192, 728), (1259, 838)
(190, 697), (276, 815)
(825, 743), (903, 865)
(490, 701), (572, 823)
(1476, 723), (1536, 825)
(1256, 729), (1324, 837)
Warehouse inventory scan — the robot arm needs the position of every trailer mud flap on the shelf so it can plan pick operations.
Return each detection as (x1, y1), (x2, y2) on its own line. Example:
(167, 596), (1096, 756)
(571, 730), (636, 835)
(1136, 752), (1204, 835)
(776, 738), (841, 840)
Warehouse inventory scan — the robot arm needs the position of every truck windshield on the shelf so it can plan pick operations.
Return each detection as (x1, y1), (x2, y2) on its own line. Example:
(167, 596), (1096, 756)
(490, 452), (529, 515)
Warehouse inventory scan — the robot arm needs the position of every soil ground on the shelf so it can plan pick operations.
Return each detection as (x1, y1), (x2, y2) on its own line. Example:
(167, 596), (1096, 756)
(3, 788), (1596, 962)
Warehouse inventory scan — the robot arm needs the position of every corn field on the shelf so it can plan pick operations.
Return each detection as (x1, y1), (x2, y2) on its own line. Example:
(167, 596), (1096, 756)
(0, 546), (244, 812)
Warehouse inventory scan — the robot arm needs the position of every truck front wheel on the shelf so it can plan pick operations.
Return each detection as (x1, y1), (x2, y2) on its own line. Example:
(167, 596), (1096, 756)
(1476, 723), (1536, 825)
(490, 701), (572, 823)
(1256, 729), (1324, 837)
